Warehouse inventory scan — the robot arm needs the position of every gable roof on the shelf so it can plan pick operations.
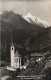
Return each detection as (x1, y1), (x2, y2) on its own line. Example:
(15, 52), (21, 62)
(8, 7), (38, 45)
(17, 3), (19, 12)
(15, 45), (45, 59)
(45, 61), (51, 68)
(14, 50), (21, 57)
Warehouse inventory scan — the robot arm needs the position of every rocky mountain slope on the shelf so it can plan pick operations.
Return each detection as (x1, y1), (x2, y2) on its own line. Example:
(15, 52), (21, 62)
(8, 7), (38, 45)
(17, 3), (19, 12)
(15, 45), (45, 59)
(23, 13), (50, 28)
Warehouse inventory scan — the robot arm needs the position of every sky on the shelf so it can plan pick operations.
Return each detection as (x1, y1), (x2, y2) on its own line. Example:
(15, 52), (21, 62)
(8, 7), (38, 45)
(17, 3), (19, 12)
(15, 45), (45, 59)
(0, 0), (51, 25)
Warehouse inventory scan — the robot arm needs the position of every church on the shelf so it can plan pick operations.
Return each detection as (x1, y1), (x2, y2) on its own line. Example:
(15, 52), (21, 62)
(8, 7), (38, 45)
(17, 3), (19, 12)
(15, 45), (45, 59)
(10, 43), (21, 68)
(6, 42), (26, 71)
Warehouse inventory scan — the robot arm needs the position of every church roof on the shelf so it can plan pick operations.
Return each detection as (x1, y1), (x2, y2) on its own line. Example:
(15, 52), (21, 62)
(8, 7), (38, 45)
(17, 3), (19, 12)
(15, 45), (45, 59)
(14, 50), (21, 57)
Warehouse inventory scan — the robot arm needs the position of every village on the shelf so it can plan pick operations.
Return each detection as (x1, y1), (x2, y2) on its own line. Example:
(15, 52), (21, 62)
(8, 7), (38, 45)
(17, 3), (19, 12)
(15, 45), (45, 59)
(1, 41), (51, 80)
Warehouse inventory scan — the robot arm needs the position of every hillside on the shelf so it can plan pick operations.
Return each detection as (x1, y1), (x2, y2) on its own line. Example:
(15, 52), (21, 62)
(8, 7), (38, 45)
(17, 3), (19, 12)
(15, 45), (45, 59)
(29, 27), (51, 52)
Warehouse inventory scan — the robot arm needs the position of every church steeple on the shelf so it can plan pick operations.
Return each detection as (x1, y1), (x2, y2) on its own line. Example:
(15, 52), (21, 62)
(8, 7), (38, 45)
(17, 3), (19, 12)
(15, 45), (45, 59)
(10, 32), (15, 67)
(11, 32), (13, 45)
(10, 32), (22, 68)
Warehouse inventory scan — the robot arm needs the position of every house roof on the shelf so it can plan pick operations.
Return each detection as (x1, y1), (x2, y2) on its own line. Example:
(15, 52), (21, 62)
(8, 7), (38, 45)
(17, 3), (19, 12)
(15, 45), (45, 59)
(45, 61), (51, 68)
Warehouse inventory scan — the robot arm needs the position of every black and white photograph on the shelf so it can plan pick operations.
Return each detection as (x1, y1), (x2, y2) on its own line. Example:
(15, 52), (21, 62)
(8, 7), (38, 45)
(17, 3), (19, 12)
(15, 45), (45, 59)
(0, 0), (51, 80)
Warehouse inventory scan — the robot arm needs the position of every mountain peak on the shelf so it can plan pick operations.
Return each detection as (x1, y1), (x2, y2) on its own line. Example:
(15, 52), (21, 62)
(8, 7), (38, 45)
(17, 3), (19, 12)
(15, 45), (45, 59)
(23, 13), (50, 28)
(25, 13), (34, 17)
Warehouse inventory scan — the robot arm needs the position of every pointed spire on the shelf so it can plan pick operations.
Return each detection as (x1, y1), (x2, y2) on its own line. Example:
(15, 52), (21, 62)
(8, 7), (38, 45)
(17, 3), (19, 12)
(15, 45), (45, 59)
(11, 31), (13, 45)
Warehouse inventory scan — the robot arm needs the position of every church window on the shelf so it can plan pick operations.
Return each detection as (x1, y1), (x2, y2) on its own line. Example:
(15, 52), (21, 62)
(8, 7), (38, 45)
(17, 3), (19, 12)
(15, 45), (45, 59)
(15, 58), (18, 62)
(19, 58), (20, 63)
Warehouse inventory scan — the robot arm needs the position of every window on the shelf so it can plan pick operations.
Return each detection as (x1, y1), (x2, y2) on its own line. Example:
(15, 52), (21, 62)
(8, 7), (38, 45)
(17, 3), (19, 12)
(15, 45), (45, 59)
(15, 58), (18, 62)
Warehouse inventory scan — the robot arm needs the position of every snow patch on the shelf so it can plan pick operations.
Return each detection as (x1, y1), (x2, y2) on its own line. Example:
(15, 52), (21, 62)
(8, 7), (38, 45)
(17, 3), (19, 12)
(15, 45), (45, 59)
(23, 13), (50, 28)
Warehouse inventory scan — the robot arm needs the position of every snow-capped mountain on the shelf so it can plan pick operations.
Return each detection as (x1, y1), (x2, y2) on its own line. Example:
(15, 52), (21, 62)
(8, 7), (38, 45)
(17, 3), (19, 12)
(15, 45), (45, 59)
(1, 11), (51, 61)
(23, 13), (50, 28)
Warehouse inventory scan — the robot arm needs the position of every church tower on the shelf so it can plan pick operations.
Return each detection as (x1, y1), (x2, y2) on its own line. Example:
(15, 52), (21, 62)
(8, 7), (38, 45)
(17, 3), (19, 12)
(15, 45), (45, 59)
(10, 43), (15, 67)
(10, 33), (22, 68)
